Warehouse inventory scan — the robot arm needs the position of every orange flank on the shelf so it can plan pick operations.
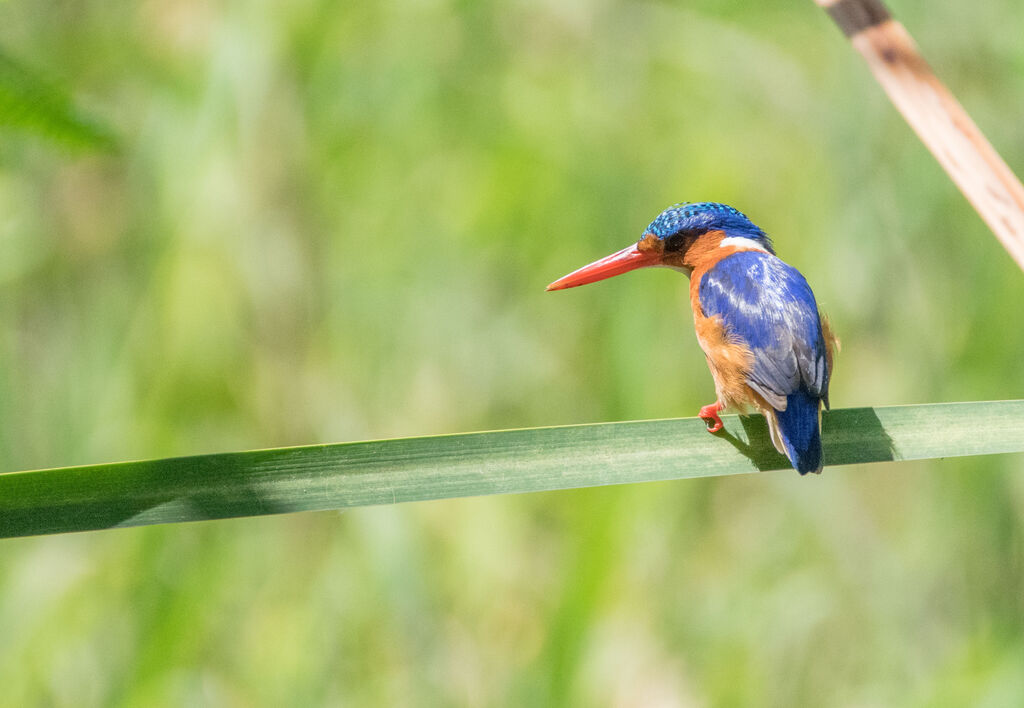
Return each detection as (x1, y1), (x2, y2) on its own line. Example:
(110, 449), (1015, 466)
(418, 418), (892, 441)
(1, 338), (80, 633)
(821, 314), (840, 375)
(692, 310), (756, 412)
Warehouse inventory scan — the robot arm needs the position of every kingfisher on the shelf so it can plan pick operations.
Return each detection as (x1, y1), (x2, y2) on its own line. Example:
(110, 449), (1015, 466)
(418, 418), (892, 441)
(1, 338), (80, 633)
(547, 202), (836, 475)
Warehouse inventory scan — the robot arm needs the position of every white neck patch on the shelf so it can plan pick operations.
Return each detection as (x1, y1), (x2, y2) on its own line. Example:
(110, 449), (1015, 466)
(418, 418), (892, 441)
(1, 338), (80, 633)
(719, 236), (769, 253)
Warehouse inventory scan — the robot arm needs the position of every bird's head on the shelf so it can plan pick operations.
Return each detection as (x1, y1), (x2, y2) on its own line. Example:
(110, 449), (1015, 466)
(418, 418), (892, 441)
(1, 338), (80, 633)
(546, 202), (773, 291)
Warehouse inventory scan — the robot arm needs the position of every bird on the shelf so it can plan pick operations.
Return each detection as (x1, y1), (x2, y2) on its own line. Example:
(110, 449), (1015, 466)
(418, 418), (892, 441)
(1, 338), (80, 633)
(547, 202), (836, 475)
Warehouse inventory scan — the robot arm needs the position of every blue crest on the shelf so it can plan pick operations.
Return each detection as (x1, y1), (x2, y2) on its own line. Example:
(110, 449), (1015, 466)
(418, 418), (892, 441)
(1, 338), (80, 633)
(645, 202), (774, 252)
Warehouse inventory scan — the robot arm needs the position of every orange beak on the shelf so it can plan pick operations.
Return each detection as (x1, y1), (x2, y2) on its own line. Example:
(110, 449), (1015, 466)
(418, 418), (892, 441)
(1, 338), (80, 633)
(546, 243), (663, 291)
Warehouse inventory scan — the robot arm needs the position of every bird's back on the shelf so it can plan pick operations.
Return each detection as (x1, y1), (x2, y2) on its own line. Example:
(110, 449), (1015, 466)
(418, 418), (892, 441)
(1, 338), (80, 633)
(697, 250), (833, 474)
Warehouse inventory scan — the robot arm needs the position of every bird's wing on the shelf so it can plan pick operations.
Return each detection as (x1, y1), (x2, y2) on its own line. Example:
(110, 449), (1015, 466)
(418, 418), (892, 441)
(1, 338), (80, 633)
(698, 250), (830, 410)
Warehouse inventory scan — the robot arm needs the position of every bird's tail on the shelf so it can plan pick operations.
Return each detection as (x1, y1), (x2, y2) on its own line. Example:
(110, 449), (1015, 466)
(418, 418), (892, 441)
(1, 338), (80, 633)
(768, 389), (823, 475)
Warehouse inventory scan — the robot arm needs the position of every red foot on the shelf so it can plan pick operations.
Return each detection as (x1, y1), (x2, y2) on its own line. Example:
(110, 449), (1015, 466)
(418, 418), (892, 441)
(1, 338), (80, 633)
(699, 401), (724, 433)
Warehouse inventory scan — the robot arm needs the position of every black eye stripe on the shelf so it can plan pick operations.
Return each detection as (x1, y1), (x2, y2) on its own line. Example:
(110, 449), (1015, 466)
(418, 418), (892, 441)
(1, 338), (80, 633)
(664, 230), (699, 251)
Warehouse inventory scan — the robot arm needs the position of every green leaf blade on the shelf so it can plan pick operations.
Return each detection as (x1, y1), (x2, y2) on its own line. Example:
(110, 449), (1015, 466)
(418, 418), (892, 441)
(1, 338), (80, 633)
(1, 401), (1022, 539)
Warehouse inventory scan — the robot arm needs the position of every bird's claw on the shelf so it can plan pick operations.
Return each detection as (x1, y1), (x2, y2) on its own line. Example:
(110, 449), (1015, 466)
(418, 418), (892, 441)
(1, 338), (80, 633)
(703, 417), (724, 433)
(699, 402), (724, 433)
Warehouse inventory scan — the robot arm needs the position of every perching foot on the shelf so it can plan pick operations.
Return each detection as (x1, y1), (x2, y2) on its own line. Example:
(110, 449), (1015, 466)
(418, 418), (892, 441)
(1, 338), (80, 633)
(699, 401), (724, 433)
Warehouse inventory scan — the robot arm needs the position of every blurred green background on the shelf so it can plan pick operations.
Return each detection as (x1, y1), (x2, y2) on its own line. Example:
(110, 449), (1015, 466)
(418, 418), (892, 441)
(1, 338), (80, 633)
(1, 0), (1023, 705)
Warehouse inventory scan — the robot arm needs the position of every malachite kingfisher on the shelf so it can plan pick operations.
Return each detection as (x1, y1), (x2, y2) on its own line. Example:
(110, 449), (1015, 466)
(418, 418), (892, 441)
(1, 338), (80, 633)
(548, 202), (837, 475)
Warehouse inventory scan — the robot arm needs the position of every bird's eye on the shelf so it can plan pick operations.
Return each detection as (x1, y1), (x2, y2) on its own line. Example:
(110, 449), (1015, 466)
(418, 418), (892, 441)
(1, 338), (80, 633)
(664, 231), (695, 252)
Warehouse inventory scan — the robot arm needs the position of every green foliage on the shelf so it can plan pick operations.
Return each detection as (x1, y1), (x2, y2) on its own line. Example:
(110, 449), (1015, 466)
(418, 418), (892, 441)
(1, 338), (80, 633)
(0, 49), (115, 150)
(2, 402), (1023, 539)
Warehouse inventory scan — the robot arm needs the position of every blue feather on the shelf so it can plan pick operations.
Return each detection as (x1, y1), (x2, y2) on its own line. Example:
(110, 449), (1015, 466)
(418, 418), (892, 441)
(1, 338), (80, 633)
(645, 202), (774, 253)
(699, 250), (830, 474)
(775, 390), (823, 474)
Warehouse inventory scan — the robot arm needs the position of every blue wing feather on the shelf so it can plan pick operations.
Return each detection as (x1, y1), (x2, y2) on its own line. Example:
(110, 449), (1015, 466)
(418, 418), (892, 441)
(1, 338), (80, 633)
(699, 250), (829, 409)
(699, 250), (830, 474)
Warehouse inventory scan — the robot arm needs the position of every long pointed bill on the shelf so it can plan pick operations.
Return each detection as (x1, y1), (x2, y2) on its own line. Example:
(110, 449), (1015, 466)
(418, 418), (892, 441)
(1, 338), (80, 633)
(546, 244), (662, 291)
